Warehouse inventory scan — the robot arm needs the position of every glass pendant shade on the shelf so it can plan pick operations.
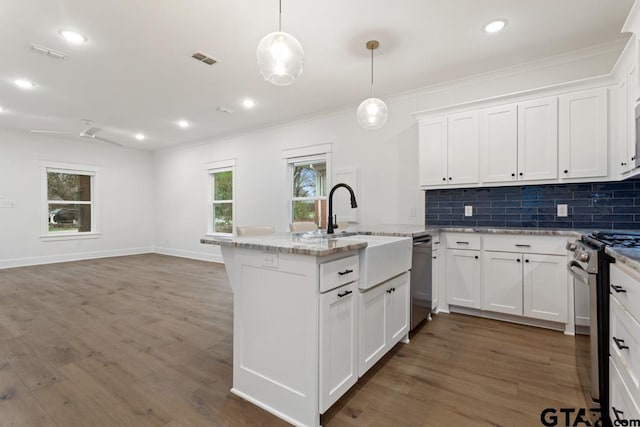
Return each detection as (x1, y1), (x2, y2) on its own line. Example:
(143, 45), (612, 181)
(357, 97), (388, 130)
(257, 31), (304, 86)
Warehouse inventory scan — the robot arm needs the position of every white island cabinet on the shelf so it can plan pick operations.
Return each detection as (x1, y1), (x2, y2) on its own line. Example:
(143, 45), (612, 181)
(202, 233), (412, 427)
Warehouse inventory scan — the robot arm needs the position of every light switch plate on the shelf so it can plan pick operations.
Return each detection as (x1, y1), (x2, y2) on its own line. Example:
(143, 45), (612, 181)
(557, 204), (568, 217)
(465, 205), (473, 217)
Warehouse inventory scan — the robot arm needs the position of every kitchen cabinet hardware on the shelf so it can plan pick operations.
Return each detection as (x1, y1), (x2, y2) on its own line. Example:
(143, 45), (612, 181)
(337, 290), (353, 298)
(456, 241), (470, 244)
(442, 177), (446, 181)
(613, 337), (629, 351)
(511, 173), (515, 177)
(525, 259), (529, 263)
(611, 284), (627, 293)
(515, 244), (531, 247)
(474, 255), (479, 259)
(432, 256), (437, 259)
(622, 162), (627, 166)
(338, 269), (354, 276)
(448, 177), (452, 180)
(434, 242), (440, 245)
(385, 287), (396, 294)
(633, 156), (637, 161)
(517, 258), (521, 262)
(563, 169), (568, 173)
(612, 407), (624, 423)
(519, 172), (523, 176)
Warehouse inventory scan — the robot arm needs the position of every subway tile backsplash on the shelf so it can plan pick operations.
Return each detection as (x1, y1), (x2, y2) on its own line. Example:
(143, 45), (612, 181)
(425, 177), (640, 230)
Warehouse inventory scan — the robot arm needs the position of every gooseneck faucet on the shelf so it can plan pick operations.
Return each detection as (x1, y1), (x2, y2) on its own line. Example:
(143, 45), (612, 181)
(327, 183), (358, 234)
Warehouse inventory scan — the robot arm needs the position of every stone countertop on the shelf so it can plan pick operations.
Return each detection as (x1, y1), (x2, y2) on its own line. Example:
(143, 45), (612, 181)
(350, 224), (431, 238)
(423, 227), (583, 237)
(606, 247), (640, 275)
(201, 233), (369, 257)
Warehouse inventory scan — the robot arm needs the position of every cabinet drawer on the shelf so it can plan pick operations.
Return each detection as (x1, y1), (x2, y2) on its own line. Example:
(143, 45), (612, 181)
(610, 357), (640, 426)
(320, 255), (359, 293)
(444, 233), (481, 250)
(610, 296), (640, 404)
(611, 264), (640, 322)
(483, 234), (567, 255)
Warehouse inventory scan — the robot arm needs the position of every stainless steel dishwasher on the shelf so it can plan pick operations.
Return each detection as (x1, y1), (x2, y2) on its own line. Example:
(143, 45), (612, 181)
(410, 235), (432, 330)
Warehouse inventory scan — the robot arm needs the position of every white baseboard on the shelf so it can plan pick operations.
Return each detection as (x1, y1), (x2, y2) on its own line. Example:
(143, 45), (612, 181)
(153, 246), (223, 264)
(0, 247), (154, 270)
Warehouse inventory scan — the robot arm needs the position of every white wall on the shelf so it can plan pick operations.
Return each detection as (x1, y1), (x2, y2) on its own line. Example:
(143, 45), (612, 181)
(0, 130), (155, 268)
(153, 42), (625, 263)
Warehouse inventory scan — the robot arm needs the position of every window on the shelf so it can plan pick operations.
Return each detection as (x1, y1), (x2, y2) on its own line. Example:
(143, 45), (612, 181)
(41, 162), (99, 240)
(290, 158), (327, 227)
(207, 159), (235, 235)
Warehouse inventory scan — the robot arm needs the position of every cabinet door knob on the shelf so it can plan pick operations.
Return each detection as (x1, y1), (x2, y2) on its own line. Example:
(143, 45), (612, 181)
(474, 255), (479, 259)
(442, 177), (446, 181)
(337, 290), (353, 298)
(563, 170), (568, 174)
(448, 177), (452, 180)
(613, 337), (629, 350)
(519, 172), (523, 176)
(511, 173), (515, 177)
(611, 284), (627, 293)
(622, 162), (627, 166)
(517, 258), (521, 262)
(525, 259), (529, 263)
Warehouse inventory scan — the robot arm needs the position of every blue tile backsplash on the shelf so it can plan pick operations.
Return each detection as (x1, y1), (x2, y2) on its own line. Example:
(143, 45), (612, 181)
(425, 177), (640, 230)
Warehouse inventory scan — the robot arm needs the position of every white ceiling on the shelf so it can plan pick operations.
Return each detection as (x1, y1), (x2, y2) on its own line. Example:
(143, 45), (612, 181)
(0, 0), (634, 150)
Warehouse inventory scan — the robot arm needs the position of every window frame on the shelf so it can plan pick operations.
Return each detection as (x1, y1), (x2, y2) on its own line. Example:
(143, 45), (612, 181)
(283, 144), (332, 228)
(40, 161), (101, 242)
(206, 158), (236, 237)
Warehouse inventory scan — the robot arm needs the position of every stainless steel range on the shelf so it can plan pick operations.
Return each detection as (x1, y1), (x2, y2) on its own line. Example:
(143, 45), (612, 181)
(567, 230), (640, 426)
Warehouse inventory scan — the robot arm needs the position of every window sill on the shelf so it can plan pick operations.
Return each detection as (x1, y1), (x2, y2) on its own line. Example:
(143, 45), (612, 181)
(205, 233), (234, 238)
(40, 232), (102, 242)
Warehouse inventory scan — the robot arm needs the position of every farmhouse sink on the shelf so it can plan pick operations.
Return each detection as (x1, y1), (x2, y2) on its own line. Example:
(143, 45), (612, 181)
(348, 234), (412, 290)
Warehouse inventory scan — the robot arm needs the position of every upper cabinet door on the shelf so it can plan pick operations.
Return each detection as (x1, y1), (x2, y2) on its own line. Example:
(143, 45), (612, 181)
(559, 88), (608, 179)
(480, 104), (518, 183)
(517, 97), (558, 181)
(447, 111), (480, 185)
(626, 65), (638, 172)
(418, 117), (448, 186)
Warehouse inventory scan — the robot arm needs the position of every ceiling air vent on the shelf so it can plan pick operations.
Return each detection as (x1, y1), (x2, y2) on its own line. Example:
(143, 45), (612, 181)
(31, 43), (66, 60)
(192, 52), (217, 65)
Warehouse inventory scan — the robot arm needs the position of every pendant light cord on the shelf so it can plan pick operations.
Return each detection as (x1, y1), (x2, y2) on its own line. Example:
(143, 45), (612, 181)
(370, 47), (374, 98)
(279, 0), (282, 31)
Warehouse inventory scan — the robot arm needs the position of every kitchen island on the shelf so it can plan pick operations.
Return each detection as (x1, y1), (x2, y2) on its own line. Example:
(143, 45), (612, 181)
(201, 232), (412, 427)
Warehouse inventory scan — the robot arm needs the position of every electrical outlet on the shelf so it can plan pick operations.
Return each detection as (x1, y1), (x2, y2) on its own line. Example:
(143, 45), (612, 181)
(557, 204), (568, 217)
(262, 252), (279, 268)
(465, 205), (473, 217)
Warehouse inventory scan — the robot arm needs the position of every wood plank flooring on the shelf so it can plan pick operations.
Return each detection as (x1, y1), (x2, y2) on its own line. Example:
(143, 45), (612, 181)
(0, 254), (589, 426)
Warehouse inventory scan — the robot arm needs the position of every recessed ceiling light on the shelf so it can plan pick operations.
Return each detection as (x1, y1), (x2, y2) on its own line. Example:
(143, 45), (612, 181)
(242, 98), (256, 109)
(177, 120), (190, 128)
(58, 29), (88, 44)
(0, 106), (4, 113)
(135, 133), (145, 141)
(484, 20), (507, 33)
(14, 79), (35, 89)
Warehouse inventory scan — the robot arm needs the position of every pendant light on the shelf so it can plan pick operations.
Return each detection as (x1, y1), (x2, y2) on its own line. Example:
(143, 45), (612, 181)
(357, 40), (388, 130)
(256, 0), (304, 86)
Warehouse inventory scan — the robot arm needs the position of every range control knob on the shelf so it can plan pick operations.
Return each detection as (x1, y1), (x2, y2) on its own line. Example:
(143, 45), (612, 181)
(578, 252), (590, 262)
(566, 242), (577, 252)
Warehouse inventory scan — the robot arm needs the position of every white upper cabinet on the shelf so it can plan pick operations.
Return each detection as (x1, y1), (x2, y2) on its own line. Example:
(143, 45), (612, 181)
(480, 104), (518, 183)
(625, 65), (638, 173)
(418, 117), (448, 186)
(559, 88), (608, 179)
(517, 97), (558, 181)
(447, 111), (480, 185)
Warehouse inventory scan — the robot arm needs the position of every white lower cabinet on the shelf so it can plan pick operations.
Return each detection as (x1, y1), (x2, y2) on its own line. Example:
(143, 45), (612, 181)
(432, 247), (440, 310)
(522, 254), (567, 322)
(446, 249), (481, 309)
(319, 281), (358, 413)
(358, 272), (410, 376)
(482, 251), (523, 315)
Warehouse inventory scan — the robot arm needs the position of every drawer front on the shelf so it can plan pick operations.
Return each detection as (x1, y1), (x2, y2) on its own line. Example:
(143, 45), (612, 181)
(444, 233), (481, 250)
(483, 234), (567, 255)
(611, 264), (640, 322)
(610, 296), (640, 404)
(610, 357), (640, 426)
(320, 255), (359, 293)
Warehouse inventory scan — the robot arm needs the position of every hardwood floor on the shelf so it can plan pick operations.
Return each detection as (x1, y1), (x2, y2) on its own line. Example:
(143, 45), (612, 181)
(0, 254), (589, 426)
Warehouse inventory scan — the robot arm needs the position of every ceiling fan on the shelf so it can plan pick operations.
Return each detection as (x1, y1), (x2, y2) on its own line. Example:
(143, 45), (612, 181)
(30, 121), (124, 147)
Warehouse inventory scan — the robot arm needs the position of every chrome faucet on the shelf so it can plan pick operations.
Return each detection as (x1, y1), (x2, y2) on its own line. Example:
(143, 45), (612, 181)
(327, 183), (358, 234)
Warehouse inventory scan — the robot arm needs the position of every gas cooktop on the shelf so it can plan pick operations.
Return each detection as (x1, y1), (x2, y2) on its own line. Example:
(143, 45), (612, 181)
(592, 231), (640, 248)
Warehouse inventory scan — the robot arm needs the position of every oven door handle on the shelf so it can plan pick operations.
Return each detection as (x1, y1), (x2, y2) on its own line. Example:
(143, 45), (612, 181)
(568, 260), (590, 283)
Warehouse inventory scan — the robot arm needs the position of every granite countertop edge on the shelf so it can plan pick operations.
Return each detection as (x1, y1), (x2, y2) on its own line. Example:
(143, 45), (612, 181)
(200, 237), (368, 257)
(605, 247), (640, 275)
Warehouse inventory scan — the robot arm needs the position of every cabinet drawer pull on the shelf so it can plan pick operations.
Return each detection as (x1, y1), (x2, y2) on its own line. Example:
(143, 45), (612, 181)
(337, 290), (353, 298)
(338, 269), (354, 276)
(611, 284), (627, 293)
(612, 407), (624, 422)
(456, 241), (469, 244)
(613, 337), (629, 351)
(386, 287), (396, 294)
(432, 256), (437, 259)
(515, 244), (531, 247)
